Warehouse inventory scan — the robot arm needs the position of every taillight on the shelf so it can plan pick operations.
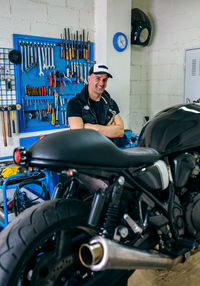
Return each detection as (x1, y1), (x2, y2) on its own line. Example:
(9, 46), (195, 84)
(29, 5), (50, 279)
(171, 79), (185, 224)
(13, 147), (27, 165)
(14, 149), (21, 164)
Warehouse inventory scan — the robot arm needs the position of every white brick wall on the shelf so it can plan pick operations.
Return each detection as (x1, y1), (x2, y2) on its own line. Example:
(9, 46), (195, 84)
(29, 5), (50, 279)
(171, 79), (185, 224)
(0, 0), (95, 158)
(130, 0), (200, 133)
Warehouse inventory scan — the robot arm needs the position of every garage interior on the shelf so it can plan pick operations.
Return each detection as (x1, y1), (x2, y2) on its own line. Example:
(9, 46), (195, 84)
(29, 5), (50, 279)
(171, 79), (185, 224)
(1, 0), (200, 285)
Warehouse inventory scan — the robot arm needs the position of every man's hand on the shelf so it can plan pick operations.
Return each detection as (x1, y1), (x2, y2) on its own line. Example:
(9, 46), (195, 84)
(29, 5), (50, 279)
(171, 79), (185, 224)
(107, 117), (115, 126)
(84, 114), (124, 138)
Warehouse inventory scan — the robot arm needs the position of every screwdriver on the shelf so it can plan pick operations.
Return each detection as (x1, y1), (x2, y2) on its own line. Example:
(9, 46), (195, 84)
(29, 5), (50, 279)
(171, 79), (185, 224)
(51, 108), (55, 125)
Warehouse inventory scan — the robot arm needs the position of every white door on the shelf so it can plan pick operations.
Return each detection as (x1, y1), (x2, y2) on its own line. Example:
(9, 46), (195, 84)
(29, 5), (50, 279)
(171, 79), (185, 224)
(184, 48), (200, 103)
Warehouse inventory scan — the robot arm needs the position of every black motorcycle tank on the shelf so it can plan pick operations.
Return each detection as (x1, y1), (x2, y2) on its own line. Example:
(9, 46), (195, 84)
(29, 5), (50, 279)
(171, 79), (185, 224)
(137, 103), (200, 154)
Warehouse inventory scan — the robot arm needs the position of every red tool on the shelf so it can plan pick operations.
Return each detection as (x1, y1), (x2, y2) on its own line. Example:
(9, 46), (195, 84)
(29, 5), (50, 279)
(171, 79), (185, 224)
(60, 79), (64, 92)
(49, 72), (53, 87)
(53, 71), (56, 87)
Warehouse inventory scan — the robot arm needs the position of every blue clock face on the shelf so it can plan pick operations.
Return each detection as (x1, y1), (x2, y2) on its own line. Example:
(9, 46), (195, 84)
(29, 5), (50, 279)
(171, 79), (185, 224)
(113, 32), (128, 52)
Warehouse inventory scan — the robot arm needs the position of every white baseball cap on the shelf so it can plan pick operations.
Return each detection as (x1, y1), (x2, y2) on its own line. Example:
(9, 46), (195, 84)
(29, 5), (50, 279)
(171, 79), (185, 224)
(89, 63), (113, 78)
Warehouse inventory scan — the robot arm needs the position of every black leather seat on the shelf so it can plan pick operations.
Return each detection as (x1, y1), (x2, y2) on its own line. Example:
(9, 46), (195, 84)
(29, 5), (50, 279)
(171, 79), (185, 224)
(29, 129), (161, 168)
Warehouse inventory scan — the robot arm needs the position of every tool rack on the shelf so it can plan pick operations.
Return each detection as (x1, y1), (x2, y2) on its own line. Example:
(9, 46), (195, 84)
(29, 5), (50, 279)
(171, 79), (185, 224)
(0, 47), (16, 107)
(13, 34), (94, 133)
(0, 47), (20, 147)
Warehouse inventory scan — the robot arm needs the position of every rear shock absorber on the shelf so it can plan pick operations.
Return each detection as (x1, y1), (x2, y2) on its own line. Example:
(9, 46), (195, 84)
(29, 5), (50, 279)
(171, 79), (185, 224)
(101, 176), (125, 238)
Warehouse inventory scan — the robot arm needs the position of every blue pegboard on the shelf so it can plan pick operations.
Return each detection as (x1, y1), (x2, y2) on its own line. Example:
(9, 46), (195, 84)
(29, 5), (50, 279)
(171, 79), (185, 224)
(0, 47), (16, 107)
(13, 34), (94, 133)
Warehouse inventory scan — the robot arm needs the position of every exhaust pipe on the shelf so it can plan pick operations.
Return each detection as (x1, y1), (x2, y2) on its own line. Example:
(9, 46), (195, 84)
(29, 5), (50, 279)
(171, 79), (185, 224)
(79, 236), (183, 271)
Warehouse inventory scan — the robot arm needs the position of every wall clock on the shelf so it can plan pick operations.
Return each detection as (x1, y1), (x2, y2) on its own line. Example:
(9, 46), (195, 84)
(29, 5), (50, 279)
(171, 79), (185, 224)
(113, 32), (128, 52)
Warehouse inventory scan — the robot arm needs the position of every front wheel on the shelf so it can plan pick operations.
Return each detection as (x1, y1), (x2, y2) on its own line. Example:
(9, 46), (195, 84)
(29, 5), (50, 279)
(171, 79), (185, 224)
(0, 199), (131, 286)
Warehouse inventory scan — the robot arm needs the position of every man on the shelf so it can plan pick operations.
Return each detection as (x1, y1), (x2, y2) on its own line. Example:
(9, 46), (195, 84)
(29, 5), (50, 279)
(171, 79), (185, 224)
(67, 63), (124, 141)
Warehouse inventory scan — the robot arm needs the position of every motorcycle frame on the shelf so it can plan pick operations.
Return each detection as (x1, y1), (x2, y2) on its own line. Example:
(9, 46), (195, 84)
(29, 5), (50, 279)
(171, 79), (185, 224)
(52, 159), (178, 241)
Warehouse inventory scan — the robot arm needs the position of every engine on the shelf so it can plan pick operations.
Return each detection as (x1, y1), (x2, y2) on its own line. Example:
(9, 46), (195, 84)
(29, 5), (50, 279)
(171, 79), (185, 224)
(172, 151), (200, 240)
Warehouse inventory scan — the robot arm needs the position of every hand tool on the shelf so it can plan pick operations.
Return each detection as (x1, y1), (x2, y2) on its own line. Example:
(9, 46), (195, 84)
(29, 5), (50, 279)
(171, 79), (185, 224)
(60, 33), (65, 58)
(44, 86), (47, 102)
(19, 42), (24, 72)
(41, 44), (47, 70)
(0, 107), (7, 147)
(47, 44), (51, 69)
(76, 62), (80, 83)
(15, 104), (21, 133)
(61, 73), (65, 86)
(44, 44), (48, 69)
(64, 28), (69, 60)
(37, 44), (44, 76)
(23, 42), (28, 71)
(51, 108), (55, 125)
(60, 78), (64, 91)
(47, 103), (51, 114)
(49, 72), (53, 87)
(66, 64), (70, 78)
(83, 29), (86, 59)
(86, 31), (90, 61)
(55, 105), (59, 126)
(79, 63), (84, 83)
(9, 105), (16, 133)
(50, 44), (55, 69)
(68, 28), (72, 61)
(76, 30), (79, 60)
(30, 42), (34, 67)
(84, 63), (88, 84)
(80, 34), (83, 59)
(27, 42), (30, 69)
(34, 43), (38, 66)
(72, 33), (75, 59)
(53, 71), (57, 87)
(54, 91), (59, 126)
(4, 68), (12, 90)
(6, 108), (12, 137)
(60, 97), (64, 125)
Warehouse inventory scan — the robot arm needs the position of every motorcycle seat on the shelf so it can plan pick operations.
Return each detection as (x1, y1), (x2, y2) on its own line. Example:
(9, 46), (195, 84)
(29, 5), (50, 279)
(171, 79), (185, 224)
(29, 129), (161, 168)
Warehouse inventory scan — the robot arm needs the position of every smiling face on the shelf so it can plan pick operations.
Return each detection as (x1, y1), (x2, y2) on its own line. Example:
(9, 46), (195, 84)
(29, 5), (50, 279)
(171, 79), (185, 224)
(88, 73), (108, 100)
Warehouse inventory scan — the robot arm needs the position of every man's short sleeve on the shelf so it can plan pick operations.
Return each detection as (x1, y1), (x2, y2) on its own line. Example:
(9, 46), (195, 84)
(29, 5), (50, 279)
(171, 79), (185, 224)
(111, 99), (120, 114)
(67, 99), (82, 118)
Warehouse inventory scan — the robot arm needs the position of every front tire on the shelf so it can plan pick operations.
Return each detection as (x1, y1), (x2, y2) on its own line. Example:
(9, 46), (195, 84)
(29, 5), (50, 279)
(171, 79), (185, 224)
(0, 199), (131, 286)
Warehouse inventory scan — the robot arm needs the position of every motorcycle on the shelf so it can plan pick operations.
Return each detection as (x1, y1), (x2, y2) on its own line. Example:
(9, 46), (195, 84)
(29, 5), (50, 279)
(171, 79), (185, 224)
(0, 103), (200, 286)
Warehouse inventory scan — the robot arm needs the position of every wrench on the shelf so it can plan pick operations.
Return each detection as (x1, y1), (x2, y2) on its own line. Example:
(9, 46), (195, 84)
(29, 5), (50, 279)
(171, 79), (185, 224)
(47, 44), (51, 69)
(50, 44), (55, 69)
(37, 44), (44, 76)
(76, 62), (80, 83)
(80, 63), (84, 82)
(34, 43), (38, 65)
(27, 42), (30, 70)
(44, 44), (48, 69)
(41, 44), (47, 70)
(30, 42), (34, 66)
(19, 42), (24, 72)
(84, 63), (88, 84)
(24, 42), (28, 71)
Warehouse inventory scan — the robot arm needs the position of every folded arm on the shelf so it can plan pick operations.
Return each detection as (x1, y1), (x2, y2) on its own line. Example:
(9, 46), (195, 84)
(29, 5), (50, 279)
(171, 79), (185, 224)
(68, 114), (124, 138)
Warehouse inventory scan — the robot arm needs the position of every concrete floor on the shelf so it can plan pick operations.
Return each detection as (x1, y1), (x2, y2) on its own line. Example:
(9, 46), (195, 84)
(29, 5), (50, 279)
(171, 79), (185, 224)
(128, 251), (200, 286)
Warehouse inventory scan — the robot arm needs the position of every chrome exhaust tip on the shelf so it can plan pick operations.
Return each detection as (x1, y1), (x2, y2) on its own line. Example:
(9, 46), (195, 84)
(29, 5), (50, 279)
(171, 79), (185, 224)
(79, 242), (103, 267)
(79, 236), (183, 271)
